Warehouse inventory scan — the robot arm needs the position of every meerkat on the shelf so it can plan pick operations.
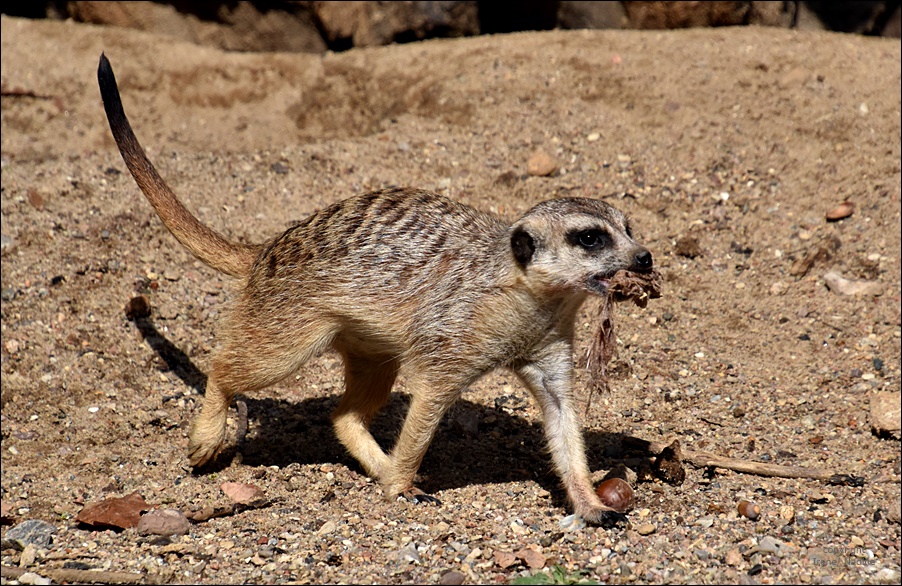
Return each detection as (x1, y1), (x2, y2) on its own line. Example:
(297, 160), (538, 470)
(97, 54), (654, 525)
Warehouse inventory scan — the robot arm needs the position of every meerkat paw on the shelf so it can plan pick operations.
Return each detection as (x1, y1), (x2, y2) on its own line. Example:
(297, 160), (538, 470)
(581, 507), (629, 528)
(187, 437), (224, 467)
(187, 422), (226, 467)
(397, 487), (442, 506)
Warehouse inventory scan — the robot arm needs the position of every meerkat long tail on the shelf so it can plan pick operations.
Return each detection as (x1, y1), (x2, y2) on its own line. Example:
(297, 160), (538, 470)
(97, 53), (258, 278)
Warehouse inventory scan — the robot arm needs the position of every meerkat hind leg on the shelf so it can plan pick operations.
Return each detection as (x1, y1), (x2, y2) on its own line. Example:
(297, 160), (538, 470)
(331, 352), (398, 481)
(188, 373), (234, 467)
(188, 316), (338, 467)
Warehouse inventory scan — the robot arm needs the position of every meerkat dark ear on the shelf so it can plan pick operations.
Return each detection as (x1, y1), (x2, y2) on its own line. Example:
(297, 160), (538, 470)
(511, 227), (536, 266)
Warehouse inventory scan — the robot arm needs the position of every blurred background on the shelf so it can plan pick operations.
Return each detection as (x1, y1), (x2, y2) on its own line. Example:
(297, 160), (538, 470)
(4, 1), (900, 54)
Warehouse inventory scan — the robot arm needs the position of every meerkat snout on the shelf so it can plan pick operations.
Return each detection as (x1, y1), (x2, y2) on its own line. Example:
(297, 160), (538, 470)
(633, 249), (653, 272)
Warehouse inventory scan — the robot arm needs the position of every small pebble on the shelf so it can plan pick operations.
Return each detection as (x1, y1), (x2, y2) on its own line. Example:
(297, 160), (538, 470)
(2, 519), (56, 550)
(874, 568), (901, 583)
(124, 295), (151, 320)
(19, 544), (37, 567)
(636, 523), (656, 535)
(13, 572), (52, 586)
(823, 271), (882, 296)
(738, 500), (761, 521)
(396, 541), (421, 563)
(780, 505), (795, 524)
(137, 509), (191, 536)
(558, 514), (586, 531)
(595, 478), (634, 513)
(754, 535), (795, 555)
(825, 201), (854, 221)
(526, 150), (558, 176)
(440, 571), (466, 585)
(870, 392), (901, 434)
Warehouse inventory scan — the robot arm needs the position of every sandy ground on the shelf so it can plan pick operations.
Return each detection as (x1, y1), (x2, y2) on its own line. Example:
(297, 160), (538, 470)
(1, 15), (900, 585)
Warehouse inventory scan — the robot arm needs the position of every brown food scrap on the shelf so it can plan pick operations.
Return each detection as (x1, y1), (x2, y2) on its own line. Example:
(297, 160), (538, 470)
(608, 267), (663, 308)
(653, 439), (686, 485)
(634, 461), (657, 483)
(587, 268), (662, 394)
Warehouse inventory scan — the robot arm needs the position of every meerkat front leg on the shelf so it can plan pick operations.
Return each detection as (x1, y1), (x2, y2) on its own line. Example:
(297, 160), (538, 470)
(516, 341), (626, 526)
(383, 375), (463, 504)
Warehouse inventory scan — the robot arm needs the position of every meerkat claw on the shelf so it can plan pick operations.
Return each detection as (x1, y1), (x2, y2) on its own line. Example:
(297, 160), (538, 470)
(597, 510), (629, 528)
(575, 505), (630, 528)
(400, 488), (442, 505)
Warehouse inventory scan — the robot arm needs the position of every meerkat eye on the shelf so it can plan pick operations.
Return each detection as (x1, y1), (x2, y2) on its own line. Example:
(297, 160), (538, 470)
(567, 228), (610, 251)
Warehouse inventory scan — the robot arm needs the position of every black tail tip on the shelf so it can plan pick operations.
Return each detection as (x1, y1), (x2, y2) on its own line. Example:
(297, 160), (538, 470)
(97, 52), (119, 102)
(98, 52), (111, 75)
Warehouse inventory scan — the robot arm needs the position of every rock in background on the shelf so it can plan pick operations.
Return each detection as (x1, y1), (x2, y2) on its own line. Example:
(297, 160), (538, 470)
(1, 1), (898, 54)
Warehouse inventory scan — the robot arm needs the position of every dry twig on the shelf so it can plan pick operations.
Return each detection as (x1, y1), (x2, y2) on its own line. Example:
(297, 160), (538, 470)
(235, 399), (249, 445)
(1, 565), (146, 584)
(622, 435), (864, 485)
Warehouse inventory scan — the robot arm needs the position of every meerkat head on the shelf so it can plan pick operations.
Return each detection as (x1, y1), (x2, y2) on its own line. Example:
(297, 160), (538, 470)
(510, 198), (652, 297)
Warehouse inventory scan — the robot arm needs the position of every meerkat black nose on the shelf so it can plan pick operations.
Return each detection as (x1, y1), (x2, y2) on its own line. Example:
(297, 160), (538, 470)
(634, 250), (653, 272)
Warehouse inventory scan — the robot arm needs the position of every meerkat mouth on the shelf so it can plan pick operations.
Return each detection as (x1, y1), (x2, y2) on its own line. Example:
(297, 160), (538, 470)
(588, 273), (614, 295)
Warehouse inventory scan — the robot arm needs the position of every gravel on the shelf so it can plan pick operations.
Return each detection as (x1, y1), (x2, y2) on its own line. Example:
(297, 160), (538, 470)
(2, 17), (900, 586)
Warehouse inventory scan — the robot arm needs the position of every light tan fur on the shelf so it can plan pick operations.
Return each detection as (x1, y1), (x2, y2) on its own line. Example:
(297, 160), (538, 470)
(97, 54), (655, 524)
